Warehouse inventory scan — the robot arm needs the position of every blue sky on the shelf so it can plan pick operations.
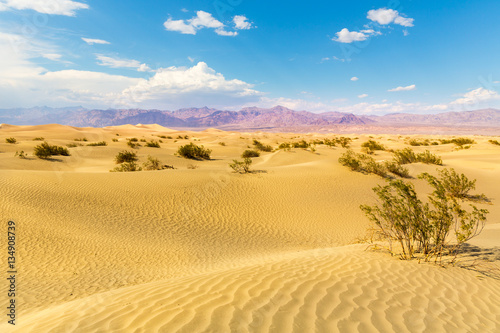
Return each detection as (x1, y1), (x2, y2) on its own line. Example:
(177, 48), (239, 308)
(1, 0), (500, 114)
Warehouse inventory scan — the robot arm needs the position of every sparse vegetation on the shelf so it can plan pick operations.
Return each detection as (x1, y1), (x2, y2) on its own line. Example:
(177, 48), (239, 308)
(33, 142), (70, 159)
(128, 138), (138, 142)
(393, 148), (442, 165)
(336, 137), (352, 148)
(218, 142), (226, 146)
(253, 139), (273, 152)
(427, 168), (477, 199)
(361, 172), (488, 262)
(5, 137), (17, 144)
(127, 140), (141, 149)
(229, 157), (252, 174)
(114, 151), (138, 164)
(488, 139), (500, 146)
(145, 140), (161, 148)
(110, 162), (142, 172)
(112, 138), (118, 142)
(33, 137), (44, 141)
(278, 142), (291, 150)
(87, 141), (107, 146)
(417, 150), (443, 165)
(385, 161), (411, 178)
(439, 137), (476, 146)
(177, 143), (211, 160)
(74, 138), (87, 142)
(67, 143), (81, 148)
(242, 150), (260, 158)
(187, 164), (198, 169)
(361, 140), (385, 154)
(142, 155), (173, 171)
(14, 151), (27, 159)
(338, 150), (387, 177)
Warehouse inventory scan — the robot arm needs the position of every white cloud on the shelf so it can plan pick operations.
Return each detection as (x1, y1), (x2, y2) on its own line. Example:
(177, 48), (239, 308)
(333, 28), (369, 43)
(181, 8), (188, 13)
(42, 53), (62, 61)
(96, 55), (151, 72)
(0, 0), (88, 16)
(233, 15), (252, 30)
(450, 87), (500, 105)
(82, 38), (110, 45)
(367, 8), (414, 27)
(388, 84), (416, 92)
(358, 94), (368, 98)
(350, 76), (359, 81)
(164, 11), (250, 36)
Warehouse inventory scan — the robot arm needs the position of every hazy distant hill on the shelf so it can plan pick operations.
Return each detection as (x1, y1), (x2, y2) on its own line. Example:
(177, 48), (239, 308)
(1, 105), (499, 130)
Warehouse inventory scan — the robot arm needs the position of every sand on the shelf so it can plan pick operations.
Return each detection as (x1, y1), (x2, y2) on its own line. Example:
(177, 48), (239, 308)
(0, 124), (499, 332)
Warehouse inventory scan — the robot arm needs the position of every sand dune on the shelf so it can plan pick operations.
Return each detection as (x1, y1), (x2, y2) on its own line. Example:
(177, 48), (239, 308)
(0, 126), (499, 332)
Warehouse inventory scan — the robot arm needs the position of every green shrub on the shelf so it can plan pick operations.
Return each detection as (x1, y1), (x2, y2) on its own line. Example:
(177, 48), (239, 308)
(5, 137), (17, 144)
(425, 168), (477, 199)
(393, 148), (417, 164)
(323, 138), (336, 147)
(291, 140), (309, 149)
(112, 138), (118, 142)
(489, 139), (500, 146)
(361, 175), (488, 261)
(115, 151), (138, 164)
(33, 137), (44, 141)
(74, 138), (87, 142)
(33, 142), (70, 159)
(67, 143), (80, 148)
(128, 138), (138, 142)
(278, 142), (291, 150)
(110, 162), (142, 172)
(14, 151), (27, 159)
(87, 141), (107, 146)
(440, 137), (476, 146)
(142, 155), (169, 170)
(242, 150), (260, 158)
(361, 140), (385, 152)
(177, 143), (211, 160)
(140, 139), (146, 142)
(417, 150), (442, 165)
(385, 161), (411, 178)
(127, 141), (140, 149)
(338, 150), (361, 171)
(336, 137), (352, 148)
(253, 139), (273, 152)
(218, 142), (226, 146)
(229, 158), (252, 173)
(145, 140), (161, 148)
(339, 150), (387, 177)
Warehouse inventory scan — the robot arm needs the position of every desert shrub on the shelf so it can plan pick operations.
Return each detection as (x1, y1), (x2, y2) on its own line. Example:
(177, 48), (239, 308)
(167, 136), (173, 139)
(112, 138), (118, 142)
(310, 139), (324, 145)
(115, 150), (138, 164)
(242, 150), (260, 158)
(177, 143), (211, 160)
(74, 138), (87, 142)
(393, 148), (417, 164)
(33, 137), (44, 141)
(336, 137), (352, 148)
(385, 161), (411, 178)
(323, 138), (336, 147)
(292, 140), (309, 149)
(218, 142), (226, 146)
(33, 142), (70, 159)
(489, 139), (500, 146)
(278, 142), (291, 150)
(338, 150), (361, 171)
(361, 156), (387, 177)
(229, 157), (252, 173)
(176, 135), (183, 139)
(5, 137), (17, 144)
(127, 141), (140, 149)
(14, 151), (27, 159)
(361, 175), (488, 261)
(440, 137), (476, 146)
(253, 139), (273, 152)
(187, 164), (198, 169)
(142, 155), (173, 170)
(87, 141), (107, 146)
(361, 140), (385, 152)
(128, 138), (138, 142)
(426, 168), (477, 199)
(407, 139), (438, 146)
(145, 140), (161, 148)
(140, 139), (146, 142)
(110, 162), (141, 172)
(417, 150), (442, 165)
(67, 143), (80, 148)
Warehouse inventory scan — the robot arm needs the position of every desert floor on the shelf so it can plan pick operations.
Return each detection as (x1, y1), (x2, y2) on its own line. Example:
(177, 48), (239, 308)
(0, 123), (499, 332)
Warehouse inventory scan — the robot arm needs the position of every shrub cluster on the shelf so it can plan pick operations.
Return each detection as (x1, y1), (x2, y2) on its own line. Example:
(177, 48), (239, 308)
(177, 143), (211, 160)
(229, 158), (252, 173)
(74, 138), (87, 142)
(253, 139), (273, 152)
(115, 150), (138, 164)
(33, 142), (70, 159)
(339, 150), (411, 179)
(393, 148), (442, 165)
(142, 155), (173, 170)
(110, 162), (141, 172)
(488, 139), (500, 146)
(145, 140), (161, 148)
(87, 141), (107, 146)
(407, 138), (439, 146)
(5, 137), (17, 144)
(242, 150), (260, 158)
(361, 140), (385, 154)
(33, 137), (44, 141)
(14, 151), (27, 159)
(361, 170), (488, 261)
(439, 137), (476, 146)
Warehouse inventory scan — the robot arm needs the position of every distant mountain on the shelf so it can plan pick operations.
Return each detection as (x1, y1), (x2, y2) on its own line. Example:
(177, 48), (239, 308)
(1, 106), (499, 131)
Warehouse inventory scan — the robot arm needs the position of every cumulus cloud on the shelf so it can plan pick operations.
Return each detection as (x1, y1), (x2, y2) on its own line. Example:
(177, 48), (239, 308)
(82, 38), (110, 45)
(96, 55), (151, 72)
(367, 8), (414, 27)
(333, 28), (369, 43)
(233, 15), (253, 30)
(0, 0), (88, 16)
(350, 77), (359, 81)
(164, 10), (251, 36)
(450, 87), (500, 105)
(358, 94), (368, 98)
(388, 84), (416, 92)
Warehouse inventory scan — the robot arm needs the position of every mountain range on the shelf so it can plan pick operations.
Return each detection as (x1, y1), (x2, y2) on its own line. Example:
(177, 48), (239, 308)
(2, 106), (500, 132)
